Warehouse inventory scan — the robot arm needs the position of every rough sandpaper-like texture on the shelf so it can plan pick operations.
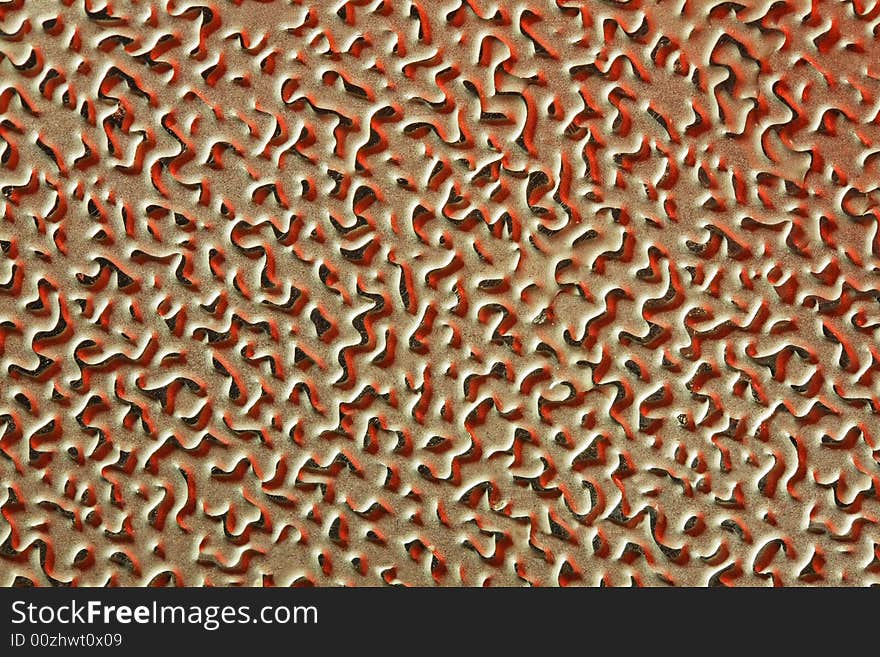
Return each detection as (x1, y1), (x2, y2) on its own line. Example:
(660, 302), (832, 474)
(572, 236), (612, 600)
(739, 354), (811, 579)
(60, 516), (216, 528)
(1, 0), (880, 587)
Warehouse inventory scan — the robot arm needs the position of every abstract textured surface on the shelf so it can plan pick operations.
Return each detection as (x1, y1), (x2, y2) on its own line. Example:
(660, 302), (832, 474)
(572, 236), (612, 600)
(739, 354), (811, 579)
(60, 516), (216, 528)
(2, 0), (880, 587)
